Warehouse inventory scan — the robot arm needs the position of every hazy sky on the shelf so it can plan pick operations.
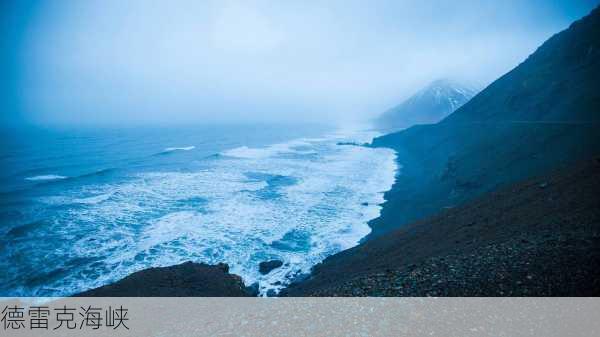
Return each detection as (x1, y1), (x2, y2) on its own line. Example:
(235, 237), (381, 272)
(2, 0), (599, 126)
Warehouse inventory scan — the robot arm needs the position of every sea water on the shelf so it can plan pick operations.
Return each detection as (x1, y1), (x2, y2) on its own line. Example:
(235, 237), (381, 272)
(0, 124), (396, 296)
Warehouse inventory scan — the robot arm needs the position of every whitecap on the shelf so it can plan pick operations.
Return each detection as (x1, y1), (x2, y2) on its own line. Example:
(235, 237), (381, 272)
(72, 193), (114, 205)
(163, 146), (195, 152)
(25, 175), (68, 181)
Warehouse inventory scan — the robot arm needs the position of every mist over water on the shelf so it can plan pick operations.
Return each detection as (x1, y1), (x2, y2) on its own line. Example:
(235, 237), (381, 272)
(3, 0), (598, 127)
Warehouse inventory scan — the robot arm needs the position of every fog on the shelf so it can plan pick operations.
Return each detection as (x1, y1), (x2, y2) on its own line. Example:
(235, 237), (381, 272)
(2, 0), (598, 126)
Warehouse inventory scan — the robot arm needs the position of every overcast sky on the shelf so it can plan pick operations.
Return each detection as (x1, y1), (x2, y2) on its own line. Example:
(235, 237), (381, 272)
(2, 0), (599, 127)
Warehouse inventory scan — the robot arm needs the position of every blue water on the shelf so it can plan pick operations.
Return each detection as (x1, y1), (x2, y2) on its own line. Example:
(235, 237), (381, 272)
(0, 124), (396, 296)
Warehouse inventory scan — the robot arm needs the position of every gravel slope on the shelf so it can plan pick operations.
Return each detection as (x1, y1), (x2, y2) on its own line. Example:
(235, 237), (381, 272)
(283, 159), (600, 296)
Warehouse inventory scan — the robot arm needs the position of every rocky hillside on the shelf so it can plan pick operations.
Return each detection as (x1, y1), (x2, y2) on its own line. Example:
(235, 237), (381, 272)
(283, 159), (600, 296)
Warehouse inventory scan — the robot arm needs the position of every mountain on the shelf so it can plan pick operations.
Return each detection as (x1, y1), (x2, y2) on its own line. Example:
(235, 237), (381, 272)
(283, 6), (600, 296)
(367, 5), (600, 238)
(375, 79), (478, 131)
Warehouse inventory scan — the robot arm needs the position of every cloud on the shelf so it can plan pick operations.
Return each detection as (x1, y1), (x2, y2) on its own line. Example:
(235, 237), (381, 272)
(4, 0), (599, 126)
(210, 2), (284, 54)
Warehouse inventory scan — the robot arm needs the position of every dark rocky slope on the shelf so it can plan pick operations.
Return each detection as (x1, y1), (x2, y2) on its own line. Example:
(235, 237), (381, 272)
(76, 262), (253, 296)
(283, 159), (600, 296)
(368, 6), (600, 238)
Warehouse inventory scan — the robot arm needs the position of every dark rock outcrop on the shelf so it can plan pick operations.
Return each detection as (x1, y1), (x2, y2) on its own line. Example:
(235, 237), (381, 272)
(75, 262), (253, 297)
(259, 260), (283, 275)
(245, 282), (260, 297)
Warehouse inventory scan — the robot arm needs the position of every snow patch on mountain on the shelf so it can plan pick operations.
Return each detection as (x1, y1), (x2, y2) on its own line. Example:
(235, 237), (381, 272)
(376, 79), (479, 131)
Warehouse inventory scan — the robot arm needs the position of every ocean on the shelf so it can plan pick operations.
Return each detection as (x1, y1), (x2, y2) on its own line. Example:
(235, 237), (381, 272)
(0, 124), (396, 296)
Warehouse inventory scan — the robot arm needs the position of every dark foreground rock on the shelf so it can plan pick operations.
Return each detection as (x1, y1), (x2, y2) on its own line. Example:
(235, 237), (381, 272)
(75, 262), (253, 297)
(282, 159), (600, 296)
(259, 260), (283, 275)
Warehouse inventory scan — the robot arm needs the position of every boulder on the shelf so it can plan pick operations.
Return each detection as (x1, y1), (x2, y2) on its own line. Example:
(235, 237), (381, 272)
(259, 260), (283, 275)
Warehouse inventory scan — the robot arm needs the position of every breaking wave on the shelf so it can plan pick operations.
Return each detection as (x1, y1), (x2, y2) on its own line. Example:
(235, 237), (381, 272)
(3, 128), (397, 297)
(25, 175), (68, 181)
(162, 146), (195, 152)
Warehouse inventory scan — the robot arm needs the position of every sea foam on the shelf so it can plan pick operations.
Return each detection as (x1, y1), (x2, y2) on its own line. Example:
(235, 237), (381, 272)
(222, 139), (317, 159)
(6, 129), (397, 297)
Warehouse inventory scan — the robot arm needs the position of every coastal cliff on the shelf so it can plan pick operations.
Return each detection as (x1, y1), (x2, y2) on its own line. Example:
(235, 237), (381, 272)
(367, 5), (600, 238)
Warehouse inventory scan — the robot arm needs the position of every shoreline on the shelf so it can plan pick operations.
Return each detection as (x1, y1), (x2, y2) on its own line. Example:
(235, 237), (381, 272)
(75, 157), (600, 297)
(71, 130), (400, 297)
(282, 158), (600, 296)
